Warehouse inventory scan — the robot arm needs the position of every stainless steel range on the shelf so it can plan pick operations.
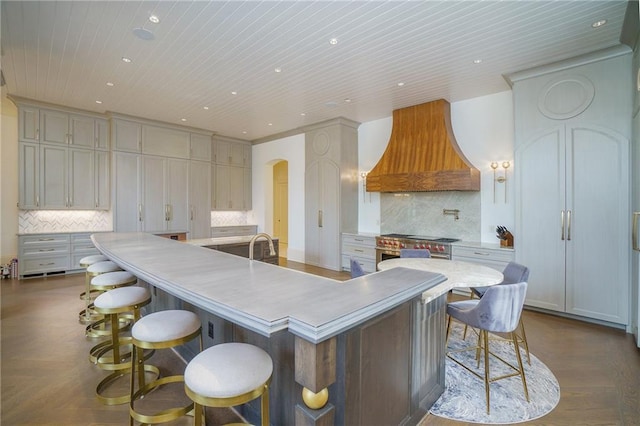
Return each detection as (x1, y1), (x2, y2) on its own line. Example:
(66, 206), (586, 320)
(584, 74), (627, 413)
(375, 234), (460, 264)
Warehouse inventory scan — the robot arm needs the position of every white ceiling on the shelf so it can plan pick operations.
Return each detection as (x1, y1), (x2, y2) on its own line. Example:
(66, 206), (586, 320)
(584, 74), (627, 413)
(1, 1), (632, 141)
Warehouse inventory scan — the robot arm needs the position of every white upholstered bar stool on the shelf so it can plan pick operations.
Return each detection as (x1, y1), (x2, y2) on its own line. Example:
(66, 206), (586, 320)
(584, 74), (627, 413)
(129, 310), (203, 425)
(78, 254), (109, 324)
(92, 286), (158, 405)
(80, 260), (123, 325)
(184, 343), (273, 426)
(86, 270), (138, 340)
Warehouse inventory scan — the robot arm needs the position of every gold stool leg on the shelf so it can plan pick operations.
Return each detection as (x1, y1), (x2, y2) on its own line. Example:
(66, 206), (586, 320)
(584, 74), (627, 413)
(261, 384), (270, 426)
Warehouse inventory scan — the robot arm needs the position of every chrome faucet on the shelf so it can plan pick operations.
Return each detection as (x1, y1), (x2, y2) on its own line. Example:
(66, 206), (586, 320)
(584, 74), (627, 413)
(249, 233), (276, 260)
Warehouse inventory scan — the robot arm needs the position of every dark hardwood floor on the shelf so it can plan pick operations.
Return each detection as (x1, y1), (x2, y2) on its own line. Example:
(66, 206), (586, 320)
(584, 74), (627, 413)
(1, 261), (638, 425)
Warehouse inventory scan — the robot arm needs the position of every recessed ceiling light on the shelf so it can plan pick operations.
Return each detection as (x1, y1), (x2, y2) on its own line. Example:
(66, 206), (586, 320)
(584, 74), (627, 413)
(181, 118), (187, 122)
(592, 19), (607, 28)
(344, 98), (352, 103)
(149, 15), (160, 24)
(231, 91), (237, 95)
(300, 113), (306, 116)
(274, 67), (282, 73)
(242, 131), (248, 134)
(203, 106), (209, 110)
(106, 82), (114, 87)
(122, 57), (132, 63)
(473, 59), (482, 64)
(95, 100), (102, 104)
(268, 123), (273, 126)
(329, 38), (338, 45)
(397, 82), (405, 87)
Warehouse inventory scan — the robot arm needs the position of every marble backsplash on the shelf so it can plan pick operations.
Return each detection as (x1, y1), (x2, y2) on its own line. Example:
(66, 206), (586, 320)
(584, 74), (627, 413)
(210, 211), (250, 226)
(381, 191), (480, 241)
(19, 210), (113, 234)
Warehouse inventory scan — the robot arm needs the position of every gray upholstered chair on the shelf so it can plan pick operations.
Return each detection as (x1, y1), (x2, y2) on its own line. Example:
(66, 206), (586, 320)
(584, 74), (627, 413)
(467, 261), (531, 363)
(399, 248), (431, 258)
(350, 258), (366, 278)
(446, 281), (530, 414)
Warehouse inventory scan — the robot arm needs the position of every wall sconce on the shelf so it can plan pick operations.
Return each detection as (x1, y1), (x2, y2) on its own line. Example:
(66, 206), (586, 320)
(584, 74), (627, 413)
(491, 161), (510, 203)
(360, 171), (369, 202)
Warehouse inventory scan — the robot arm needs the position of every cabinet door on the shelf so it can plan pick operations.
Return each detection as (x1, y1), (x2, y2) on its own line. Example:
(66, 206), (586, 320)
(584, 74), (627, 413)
(40, 109), (69, 145)
(190, 134), (212, 161)
(214, 140), (246, 166)
(112, 119), (141, 152)
(214, 164), (231, 210)
(39, 144), (68, 209)
(142, 125), (190, 159)
(69, 114), (95, 148)
(166, 158), (189, 231)
(305, 159), (340, 269)
(95, 150), (110, 209)
(68, 148), (94, 208)
(228, 166), (244, 210)
(515, 127), (566, 312)
(141, 156), (167, 232)
(243, 167), (252, 211)
(19, 106), (40, 143)
(189, 160), (211, 238)
(565, 126), (629, 323)
(95, 119), (110, 150)
(18, 142), (39, 209)
(113, 152), (141, 232)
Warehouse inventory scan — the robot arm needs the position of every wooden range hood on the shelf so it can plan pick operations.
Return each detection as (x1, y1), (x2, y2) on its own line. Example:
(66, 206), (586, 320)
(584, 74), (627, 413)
(366, 99), (480, 192)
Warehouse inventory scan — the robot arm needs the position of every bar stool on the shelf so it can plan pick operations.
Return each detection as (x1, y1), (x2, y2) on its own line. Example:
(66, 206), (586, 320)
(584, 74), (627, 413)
(184, 343), (273, 426)
(79, 260), (122, 325)
(129, 310), (202, 425)
(92, 286), (158, 405)
(86, 270), (139, 340)
(78, 254), (109, 324)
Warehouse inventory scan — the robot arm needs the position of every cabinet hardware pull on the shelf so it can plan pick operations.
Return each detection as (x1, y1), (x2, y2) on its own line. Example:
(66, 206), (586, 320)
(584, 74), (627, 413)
(139, 204), (143, 222)
(318, 210), (323, 228)
(473, 251), (490, 256)
(36, 195), (39, 207)
(355, 238), (363, 242)
(40, 262), (55, 266)
(36, 129), (40, 140)
(38, 248), (55, 252)
(38, 238), (54, 241)
(560, 210), (565, 241)
(634, 212), (640, 251)
(354, 249), (364, 253)
(567, 210), (572, 241)
(190, 206), (194, 221)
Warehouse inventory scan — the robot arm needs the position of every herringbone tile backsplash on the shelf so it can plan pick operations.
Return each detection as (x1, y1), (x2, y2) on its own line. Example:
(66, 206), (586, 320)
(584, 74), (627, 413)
(210, 211), (250, 226)
(19, 210), (113, 234)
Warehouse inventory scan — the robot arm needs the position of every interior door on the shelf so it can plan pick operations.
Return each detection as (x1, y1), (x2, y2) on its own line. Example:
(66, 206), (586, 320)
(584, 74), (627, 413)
(273, 161), (288, 254)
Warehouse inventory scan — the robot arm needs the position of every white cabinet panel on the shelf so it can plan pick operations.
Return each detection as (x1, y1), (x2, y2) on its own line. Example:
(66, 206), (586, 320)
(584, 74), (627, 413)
(189, 160), (211, 239)
(190, 133), (212, 161)
(112, 119), (142, 152)
(95, 119), (110, 150)
(40, 109), (69, 145)
(113, 152), (141, 232)
(142, 125), (190, 159)
(68, 148), (94, 208)
(18, 142), (39, 209)
(19, 106), (39, 143)
(166, 158), (189, 231)
(95, 150), (110, 210)
(39, 144), (68, 209)
(69, 114), (96, 148)
(141, 156), (166, 232)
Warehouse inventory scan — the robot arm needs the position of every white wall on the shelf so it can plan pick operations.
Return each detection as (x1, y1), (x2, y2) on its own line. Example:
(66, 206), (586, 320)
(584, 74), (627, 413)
(356, 91), (515, 242)
(251, 134), (306, 263)
(0, 89), (19, 264)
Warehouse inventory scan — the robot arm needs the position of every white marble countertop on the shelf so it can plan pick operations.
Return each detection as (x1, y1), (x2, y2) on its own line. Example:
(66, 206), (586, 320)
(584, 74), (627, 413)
(378, 258), (504, 303)
(186, 235), (280, 246)
(92, 232), (446, 343)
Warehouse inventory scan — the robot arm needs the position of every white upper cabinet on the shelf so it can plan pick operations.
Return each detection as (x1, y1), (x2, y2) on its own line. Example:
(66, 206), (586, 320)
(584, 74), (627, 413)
(142, 125), (190, 159)
(19, 106), (40, 143)
(190, 133), (212, 161)
(40, 109), (69, 145)
(112, 119), (142, 152)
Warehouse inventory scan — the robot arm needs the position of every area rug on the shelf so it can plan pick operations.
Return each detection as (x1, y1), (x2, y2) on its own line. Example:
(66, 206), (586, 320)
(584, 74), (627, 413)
(429, 323), (560, 424)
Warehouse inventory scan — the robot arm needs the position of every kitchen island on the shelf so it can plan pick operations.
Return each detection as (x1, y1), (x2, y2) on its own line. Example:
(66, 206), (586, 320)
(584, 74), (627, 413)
(92, 232), (448, 426)
(186, 235), (279, 264)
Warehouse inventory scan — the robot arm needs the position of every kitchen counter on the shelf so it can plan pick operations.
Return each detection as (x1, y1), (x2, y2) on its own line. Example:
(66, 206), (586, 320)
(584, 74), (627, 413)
(92, 232), (448, 425)
(186, 235), (277, 246)
(453, 240), (515, 251)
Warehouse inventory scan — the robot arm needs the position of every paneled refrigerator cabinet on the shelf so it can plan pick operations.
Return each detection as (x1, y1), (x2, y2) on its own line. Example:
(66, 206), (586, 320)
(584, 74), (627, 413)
(510, 47), (631, 326)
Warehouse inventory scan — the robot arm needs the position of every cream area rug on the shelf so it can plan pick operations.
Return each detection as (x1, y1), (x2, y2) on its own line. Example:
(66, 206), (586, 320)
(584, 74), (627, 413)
(429, 323), (560, 424)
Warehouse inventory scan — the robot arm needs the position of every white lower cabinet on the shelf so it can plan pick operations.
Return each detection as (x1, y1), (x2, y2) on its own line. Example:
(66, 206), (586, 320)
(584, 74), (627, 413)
(18, 232), (100, 278)
(341, 233), (376, 274)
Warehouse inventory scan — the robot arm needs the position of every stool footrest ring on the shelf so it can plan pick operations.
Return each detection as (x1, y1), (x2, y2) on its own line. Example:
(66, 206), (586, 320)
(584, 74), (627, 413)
(97, 364), (159, 406)
(130, 374), (193, 424)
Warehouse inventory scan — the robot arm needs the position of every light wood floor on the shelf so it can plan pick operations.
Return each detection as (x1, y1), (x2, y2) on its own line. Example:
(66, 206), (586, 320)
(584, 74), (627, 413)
(2, 262), (639, 425)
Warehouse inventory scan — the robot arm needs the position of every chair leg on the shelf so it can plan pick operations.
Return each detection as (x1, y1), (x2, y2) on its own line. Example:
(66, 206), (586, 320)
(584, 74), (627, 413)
(194, 403), (204, 426)
(517, 318), (531, 365)
(482, 330), (491, 415)
(462, 291), (476, 339)
(511, 332), (530, 403)
(445, 315), (452, 345)
(261, 384), (270, 426)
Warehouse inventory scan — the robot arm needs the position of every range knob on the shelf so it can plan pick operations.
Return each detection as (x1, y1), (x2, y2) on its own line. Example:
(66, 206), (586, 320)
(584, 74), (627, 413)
(438, 245), (445, 252)
(425, 244), (431, 250)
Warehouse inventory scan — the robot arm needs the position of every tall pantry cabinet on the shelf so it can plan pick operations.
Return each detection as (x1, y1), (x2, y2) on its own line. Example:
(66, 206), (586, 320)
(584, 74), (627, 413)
(509, 47), (631, 326)
(305, 119), (359, 271)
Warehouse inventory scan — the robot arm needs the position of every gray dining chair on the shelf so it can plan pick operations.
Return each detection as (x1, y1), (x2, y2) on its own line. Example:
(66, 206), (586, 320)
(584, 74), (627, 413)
(350, 258), (366, 278)
(446, 281), (530, 415)
(467, 261), (531, 364)
(399, 248), (431, 258)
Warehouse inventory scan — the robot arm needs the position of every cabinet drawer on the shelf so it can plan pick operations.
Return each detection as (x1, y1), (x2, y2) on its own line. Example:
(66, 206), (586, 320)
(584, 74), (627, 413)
(452, 246), (514, 263)
(342, 243), (376, 259)
(211, 225), (257, 237)
(20, 234), (70, 246)
(341, 234), (376, 246)
(71, 251), (100, 269)
(20, 242), (69, 257)
(21, 255), (70, 275)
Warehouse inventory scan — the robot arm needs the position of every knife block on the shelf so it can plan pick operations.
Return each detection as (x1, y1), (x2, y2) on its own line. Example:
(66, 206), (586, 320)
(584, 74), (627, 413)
(500, 232), (514, 248)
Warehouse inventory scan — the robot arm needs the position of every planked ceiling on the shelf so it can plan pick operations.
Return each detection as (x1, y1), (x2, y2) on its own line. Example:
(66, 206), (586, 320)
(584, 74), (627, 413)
(1, 1), (633, 141)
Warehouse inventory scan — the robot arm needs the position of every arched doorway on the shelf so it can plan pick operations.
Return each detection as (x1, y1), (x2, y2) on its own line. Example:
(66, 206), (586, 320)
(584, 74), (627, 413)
(273, 160), (288, 258)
